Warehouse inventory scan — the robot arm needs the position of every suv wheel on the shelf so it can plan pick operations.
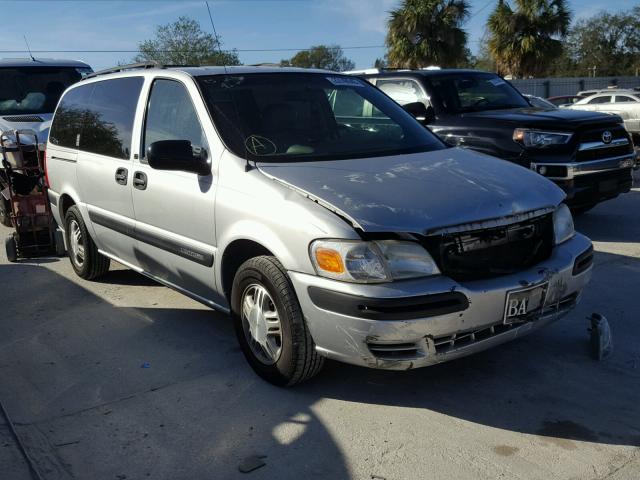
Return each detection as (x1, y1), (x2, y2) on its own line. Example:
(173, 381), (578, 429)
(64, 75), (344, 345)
(64, 206), (110, 279)
(231, 256), (324, 386)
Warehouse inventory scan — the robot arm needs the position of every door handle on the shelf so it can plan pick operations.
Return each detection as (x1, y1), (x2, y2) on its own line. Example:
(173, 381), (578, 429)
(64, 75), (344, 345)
(115, 167), (128, 185)
(133, 171), (148, 190)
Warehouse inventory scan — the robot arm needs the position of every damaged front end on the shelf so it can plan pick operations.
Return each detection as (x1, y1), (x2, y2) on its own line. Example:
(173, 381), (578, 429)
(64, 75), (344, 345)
(288, 207), (594, 371)
(419, 209), (555, 282)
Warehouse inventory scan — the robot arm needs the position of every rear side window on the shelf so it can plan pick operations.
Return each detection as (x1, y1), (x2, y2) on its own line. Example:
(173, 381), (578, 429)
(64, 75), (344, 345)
(615, 95), (638, 103)
(49, 84), (94, 148)
(80, 77), (143, 159)
(377, 79), (427, 106)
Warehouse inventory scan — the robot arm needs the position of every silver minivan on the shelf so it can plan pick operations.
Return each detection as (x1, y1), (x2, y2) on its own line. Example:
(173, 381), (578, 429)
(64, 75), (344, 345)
(46, 65), (593, 385)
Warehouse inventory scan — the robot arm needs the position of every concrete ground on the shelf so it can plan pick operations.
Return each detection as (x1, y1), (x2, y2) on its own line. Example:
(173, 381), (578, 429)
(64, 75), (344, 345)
(1, 182), (639, 480)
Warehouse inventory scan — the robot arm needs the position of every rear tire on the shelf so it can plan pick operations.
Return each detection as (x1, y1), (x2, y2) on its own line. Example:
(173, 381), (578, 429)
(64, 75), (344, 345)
(64, 205), (109, 279)
(0, 197), (11, 227)
(5, 235), (17, 263)
(231, 255), (324, 386)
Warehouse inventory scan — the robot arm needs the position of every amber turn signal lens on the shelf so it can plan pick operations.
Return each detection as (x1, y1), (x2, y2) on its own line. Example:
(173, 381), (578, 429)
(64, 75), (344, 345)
(314, 248), (345, 273)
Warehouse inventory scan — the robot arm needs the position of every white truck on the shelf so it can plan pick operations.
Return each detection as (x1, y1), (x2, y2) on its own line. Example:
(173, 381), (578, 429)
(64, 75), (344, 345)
(0, 58), (92, 225)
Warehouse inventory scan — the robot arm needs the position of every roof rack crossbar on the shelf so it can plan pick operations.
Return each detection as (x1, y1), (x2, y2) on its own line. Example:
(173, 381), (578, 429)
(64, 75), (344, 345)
(82, 61), (163, 80)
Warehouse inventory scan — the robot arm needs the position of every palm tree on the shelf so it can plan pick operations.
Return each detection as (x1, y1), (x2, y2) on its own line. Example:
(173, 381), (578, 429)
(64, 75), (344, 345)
(487, 0), (571, 78)
(386, 0), (471, 69)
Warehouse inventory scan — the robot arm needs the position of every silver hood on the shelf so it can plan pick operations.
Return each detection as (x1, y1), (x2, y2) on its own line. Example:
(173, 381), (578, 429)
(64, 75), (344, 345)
(0, 113), (52, 146)
(258, 148), (565, 233)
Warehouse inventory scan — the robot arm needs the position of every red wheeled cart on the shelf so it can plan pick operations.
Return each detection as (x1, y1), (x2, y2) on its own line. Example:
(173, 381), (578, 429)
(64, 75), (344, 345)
(0, 130), (64, 262)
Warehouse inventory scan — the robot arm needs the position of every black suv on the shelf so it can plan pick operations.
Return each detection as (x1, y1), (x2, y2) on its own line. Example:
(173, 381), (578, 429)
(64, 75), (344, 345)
(356, 69), (635, 211)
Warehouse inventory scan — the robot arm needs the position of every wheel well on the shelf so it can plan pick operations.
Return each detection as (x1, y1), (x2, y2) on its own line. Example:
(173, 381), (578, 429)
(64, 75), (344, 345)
(59, 194), (76, 223)
(221, 240), (273, 300)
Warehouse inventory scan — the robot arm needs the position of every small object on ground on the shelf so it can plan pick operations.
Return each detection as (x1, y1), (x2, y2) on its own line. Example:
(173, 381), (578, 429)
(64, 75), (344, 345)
(141, 362), (151, 368)
(588, 313), (613, 360)
(238, 455), (267, 473)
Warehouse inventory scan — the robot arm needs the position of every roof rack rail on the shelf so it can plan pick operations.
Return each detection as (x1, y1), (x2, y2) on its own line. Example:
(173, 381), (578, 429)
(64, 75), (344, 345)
(345, 67), (437, 75)
(82, 61), (162, 80)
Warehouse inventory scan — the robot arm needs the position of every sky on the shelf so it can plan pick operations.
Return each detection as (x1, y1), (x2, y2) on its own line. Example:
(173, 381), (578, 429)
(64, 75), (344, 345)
(0, 0), (637, 71)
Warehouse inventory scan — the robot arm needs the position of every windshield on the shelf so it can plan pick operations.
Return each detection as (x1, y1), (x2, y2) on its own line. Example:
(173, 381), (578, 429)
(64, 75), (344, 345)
(196, 73), (445, 162)
(0, 67), (90, 116)
(425, 72), (529, 114)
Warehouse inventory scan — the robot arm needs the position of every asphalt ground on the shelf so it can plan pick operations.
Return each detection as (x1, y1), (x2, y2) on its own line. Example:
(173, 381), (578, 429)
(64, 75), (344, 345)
(1, 177), (639, 480)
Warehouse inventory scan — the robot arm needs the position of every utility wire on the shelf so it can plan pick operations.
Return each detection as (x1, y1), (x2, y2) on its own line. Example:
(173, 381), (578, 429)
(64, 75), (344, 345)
(0, 45), (385, 54)
(471, 0), (495, 19)
(1, 1), (492, 57)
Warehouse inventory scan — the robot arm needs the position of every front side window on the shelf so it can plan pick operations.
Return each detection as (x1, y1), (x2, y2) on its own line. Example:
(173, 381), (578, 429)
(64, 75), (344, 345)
(0, 67), (86, 115)
(197, 73), (444, 162)
(587, 96), (612, 104)
(49, 84), (94, 148)
(143, 79), (207, 160)
(376, 78), (427, 106)
(79, 77), (143, 159)
(424, 73), (529, 113)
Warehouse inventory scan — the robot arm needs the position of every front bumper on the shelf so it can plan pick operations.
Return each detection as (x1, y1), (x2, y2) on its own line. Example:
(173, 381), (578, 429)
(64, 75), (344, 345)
(530, 155), (635, 207)
(289, 233), (593, 370)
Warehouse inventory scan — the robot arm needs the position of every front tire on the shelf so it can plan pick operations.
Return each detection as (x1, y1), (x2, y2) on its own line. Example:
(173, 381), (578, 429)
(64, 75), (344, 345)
(231, 256), (324, 386)
(64, 206), (110, 279)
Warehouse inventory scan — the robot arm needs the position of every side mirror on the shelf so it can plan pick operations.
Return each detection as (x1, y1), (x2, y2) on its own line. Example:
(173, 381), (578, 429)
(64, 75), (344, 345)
(147, 140), (210, 176)
(403, 102), (435, 124)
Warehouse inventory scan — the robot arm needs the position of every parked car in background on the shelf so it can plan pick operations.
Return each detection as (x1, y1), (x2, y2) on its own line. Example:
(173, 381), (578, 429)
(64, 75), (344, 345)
(352, 68), (635, 213)
(46, 64), (593, 385)
(567, 92), (640, 137)
(0, 58), (92, 225)
(523, 94), (557, 110)
(576, 88), (634, 98)
(548, 95), (582, 107)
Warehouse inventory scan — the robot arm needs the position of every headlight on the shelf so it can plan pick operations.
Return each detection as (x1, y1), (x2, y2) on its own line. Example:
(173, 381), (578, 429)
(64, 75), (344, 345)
(553, 203), (575, 245)
(513, 128), (572, 148)
(310, 239), (440, 283)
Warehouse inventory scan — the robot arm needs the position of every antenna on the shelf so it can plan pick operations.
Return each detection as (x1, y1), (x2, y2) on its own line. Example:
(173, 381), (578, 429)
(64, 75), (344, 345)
(205, 1), (253, 172)
(23, 35), (35, 61)
(206, 1), (225, 72)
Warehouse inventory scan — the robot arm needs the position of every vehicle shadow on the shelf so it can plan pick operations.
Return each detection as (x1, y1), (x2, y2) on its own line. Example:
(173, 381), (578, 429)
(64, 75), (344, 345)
(575, 188), (640, 243)
(0, 263), (348, 480)
(1, 246), (638, 479)
(300, 247), (640, 449)
(93, 267), (163, 287)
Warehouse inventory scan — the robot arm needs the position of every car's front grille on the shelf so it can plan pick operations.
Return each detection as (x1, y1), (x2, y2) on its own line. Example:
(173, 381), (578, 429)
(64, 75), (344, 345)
(422, 214), (554, 282)
(432, 293), (579, 354)
(576, 125), (632, 162)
